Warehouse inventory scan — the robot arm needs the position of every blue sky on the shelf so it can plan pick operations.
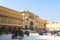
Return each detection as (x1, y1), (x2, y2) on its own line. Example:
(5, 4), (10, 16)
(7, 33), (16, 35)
(0, 0), (60, 22)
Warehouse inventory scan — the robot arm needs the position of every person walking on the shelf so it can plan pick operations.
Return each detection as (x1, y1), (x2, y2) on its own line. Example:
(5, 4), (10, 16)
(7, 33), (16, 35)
(24, 30), (30, 36)
(17, 27), (24, 40)
(12, 27), (18, 39)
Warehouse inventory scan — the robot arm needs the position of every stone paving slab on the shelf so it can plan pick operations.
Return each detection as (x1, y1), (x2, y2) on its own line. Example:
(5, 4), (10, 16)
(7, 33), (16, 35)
(0, 33), (60, 40)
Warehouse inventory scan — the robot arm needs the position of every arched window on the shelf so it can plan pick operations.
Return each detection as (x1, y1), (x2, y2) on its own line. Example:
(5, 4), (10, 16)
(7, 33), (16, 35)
(30, 21), (33, 25)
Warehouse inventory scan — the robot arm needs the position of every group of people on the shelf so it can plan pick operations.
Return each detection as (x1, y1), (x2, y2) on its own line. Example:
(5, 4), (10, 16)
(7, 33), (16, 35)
(11, 27), (24, 39)
(0, 27), (13, 35)
(37, 28), (47, 35)
(37, 28), (60, 36)
(11, 27), (30, 39)
(0, 27), (30, 40)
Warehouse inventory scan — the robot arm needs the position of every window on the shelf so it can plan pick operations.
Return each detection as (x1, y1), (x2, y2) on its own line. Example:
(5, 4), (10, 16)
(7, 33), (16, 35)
(1, 19), (7, 23)
(8, 19), (12, 24)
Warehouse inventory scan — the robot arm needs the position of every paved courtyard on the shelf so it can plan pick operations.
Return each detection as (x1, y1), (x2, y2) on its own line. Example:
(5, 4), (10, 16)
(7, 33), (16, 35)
(0, 33), (60, 40)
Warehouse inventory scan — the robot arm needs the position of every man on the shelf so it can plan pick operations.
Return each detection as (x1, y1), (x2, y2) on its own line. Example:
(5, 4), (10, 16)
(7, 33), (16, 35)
(17, 27), (24, 39)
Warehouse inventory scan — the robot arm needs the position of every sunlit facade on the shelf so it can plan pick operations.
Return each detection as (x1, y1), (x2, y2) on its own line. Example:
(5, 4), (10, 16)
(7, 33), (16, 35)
(46, 22), (60, 31)
(0, 6), (23, 30)
(0, 6), (47, 30)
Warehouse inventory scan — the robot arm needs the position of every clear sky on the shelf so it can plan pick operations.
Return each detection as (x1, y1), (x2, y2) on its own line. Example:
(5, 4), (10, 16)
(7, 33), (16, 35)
(0, 0), (60, 22)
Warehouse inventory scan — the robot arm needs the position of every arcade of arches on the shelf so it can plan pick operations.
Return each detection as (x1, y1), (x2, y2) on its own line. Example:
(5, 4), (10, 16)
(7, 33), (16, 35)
(0, 6), (47, 33)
